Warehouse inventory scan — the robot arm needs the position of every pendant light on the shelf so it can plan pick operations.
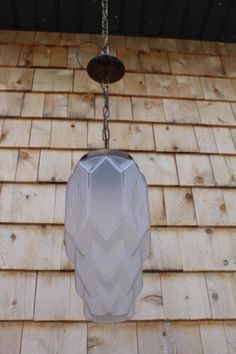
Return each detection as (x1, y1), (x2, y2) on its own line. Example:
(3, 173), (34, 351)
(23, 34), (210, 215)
(65, 0), (151, 323)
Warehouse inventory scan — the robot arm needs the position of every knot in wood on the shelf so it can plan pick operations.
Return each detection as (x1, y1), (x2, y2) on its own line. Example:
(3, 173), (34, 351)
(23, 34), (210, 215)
(185, 193), (193, 201)
(220, 203), (226, 211)
(212, 292), (219, 300)
(10, 233), (16, 241)
(205, 227), (213, 234)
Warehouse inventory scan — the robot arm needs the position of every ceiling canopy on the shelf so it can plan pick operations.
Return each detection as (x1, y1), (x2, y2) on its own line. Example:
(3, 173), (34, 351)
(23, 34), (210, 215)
(0, 0), (235, 43)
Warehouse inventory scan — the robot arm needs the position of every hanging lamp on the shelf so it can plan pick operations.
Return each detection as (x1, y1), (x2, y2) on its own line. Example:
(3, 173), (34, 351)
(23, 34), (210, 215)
(65, 0), (151, 323)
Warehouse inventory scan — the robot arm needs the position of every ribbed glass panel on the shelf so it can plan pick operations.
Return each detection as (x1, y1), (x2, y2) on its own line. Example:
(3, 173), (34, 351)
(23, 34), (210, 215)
(65, 150), (151, 322)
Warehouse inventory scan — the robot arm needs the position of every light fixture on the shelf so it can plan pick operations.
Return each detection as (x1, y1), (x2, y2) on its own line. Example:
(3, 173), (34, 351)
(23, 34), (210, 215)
(65, 0), (151, 323)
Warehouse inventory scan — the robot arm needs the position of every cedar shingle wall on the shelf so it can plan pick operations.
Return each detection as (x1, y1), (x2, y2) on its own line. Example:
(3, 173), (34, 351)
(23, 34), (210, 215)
(0, 30), (236, 353)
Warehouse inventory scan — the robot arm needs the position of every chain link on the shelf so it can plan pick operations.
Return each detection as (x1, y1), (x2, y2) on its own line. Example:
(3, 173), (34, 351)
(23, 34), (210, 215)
(101, 80), (110, 149)
(101, 0), (109, 54)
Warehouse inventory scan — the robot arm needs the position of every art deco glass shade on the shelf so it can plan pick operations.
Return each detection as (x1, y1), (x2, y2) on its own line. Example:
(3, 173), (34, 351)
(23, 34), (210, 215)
(65, 150), (151, 323)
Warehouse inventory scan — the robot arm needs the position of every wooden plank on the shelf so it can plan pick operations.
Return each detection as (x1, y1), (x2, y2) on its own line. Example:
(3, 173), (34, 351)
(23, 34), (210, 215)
(38, 150), (72, 182)
(193, 188), (229, 226)
(125, 36), (152, 51)
(161, 273), (211, 319)
(224, 321), (236, 354)
(200, 322), (229, 354)
(106, 78), (124, 95)
(53, 185), (66, 224)
(0, 119), (3, 138)
(180, 228), (236, 271)
(0, 67), (10, 90)
(0, 149), (18, 181)
(206, 273), (236, 319)
(0, 184), (56, 223)
(32, 46), (50, 67)
(43, 94), (68, 118)
(119, 49), (169, 75)
(0, 119), (31, 147)
(176, 75), (204, 99)
(154, 124), (198, 152)
(0, 92), (23, 116)
(50, 47), (67, 68)
(29, 120), (51, 148)
(7, 68), (34, 91)
(15, 31), (35, 45)
(131, 97), (165, 122)
(68, 94), (94, 119)
(21, 93), (44, 117)
(225, 43), (236, 56)
(95, 96), (132, 121)
(67, 43), (98, 69)
(116, 48), (151, 73)
(18, 46), (34, 67)
(2, 225), (235, 272)
(34, 32), (60, 46)
(197, 101), (236, 125)
(145, 74), (177, 97)
(0, 225), (67, 270)
(201, 55), (225, 77)
(144, 228), (182, 271)
(0, 45), (20, 66)
(88, 122), (155, 151)
(164, 187), (196, 225)
(1, 271), (235, 321)
(210, 156), (236, 186)
(231, 128), (236, 149)
(51, 121), (87, 148)
(201, 41), (227, 56)
(15, 150), (40, 182)
(60, 33), (81, 47)
(223, 190), (236, 224)
(34, 272), (84, 321)
(131, 153), (178, 185)
(137, 322), (203, 354)
(134, 273), (164, 320)
(147, 188), (166, 226)
(22, 323), (87, 354)
(0, 322), (22, 354)
(88, 323), (137, 354)
(232, 103), (236, 118)
(176, 154), (215, 186)
(169, 54), (224, 77)
(150, 52), (170, 74)
(194, 127), (218, 153)
(124, 73), (147, 96)
(201, 77), (236, 100)
(0, 31), (17, 44)
(74, 70), (101, 94)
(213, 128), (236, 154)
(34, 272), (164, 321)
(222, 57), (236, 78)
(33, 69), (73, 92)
(0, 271), (36, 320)
(163, 98), (200, 124)
(145, 74), (203, 99)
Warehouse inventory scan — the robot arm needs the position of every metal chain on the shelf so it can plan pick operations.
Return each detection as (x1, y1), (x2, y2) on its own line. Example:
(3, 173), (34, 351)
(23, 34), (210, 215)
(101, 0), (110, 149)
(101, 0), (109, 54)
(101, 80), (110, 149)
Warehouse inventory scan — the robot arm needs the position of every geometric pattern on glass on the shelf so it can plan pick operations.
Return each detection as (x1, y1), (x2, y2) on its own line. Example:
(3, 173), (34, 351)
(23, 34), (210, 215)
(65, 150), (151, 322)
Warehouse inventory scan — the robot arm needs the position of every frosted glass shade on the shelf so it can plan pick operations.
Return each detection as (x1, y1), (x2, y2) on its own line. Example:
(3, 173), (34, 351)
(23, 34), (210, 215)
(65, 150), (151, 322)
